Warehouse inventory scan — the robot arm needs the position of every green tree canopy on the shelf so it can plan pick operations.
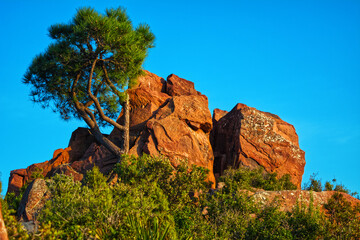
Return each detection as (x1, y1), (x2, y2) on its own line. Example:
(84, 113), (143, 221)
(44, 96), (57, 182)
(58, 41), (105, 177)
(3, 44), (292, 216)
(23, 7), (155, 155)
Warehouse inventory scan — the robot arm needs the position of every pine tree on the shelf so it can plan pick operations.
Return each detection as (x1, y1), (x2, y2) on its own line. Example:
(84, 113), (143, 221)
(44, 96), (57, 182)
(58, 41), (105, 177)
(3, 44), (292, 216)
(23, 7), (155, 157)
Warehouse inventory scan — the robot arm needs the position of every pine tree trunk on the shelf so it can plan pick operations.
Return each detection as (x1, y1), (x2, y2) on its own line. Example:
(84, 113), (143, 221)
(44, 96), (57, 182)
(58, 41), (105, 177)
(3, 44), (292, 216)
(123, 93), (130, 154)
(90, 126), (123, 158)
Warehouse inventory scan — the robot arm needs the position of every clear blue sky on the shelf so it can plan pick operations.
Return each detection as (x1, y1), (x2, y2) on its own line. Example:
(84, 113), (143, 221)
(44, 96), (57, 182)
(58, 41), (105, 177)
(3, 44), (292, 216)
(1, 0), (359, 196)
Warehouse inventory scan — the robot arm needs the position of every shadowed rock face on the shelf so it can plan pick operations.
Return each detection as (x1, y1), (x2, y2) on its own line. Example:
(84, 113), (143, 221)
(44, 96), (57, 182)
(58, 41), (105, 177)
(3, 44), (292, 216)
(211, 103), (306, 188)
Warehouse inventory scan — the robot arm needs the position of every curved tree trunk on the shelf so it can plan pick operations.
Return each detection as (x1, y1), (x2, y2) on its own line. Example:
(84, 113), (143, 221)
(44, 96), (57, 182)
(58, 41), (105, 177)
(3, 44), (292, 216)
(123, 93), (130, 154)
(90, 126), (124, 158)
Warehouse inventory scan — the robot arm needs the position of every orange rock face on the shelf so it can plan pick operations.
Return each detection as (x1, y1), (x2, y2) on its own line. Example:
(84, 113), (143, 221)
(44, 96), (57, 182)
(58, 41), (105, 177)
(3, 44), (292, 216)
(7, 128), (94, 194)
(8, 71), (306, 194)
(211, 103), (306, 188)
(110, 72), (216, 186)
(8, 71), (217, 194)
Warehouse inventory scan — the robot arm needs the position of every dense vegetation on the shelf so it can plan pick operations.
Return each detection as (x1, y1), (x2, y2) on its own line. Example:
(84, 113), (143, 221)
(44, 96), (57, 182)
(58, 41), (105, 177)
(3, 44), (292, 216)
(2, 155), (360, 239)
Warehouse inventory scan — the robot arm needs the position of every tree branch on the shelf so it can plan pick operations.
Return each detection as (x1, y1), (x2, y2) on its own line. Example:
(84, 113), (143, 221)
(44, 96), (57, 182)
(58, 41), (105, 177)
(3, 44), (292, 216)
(87, 59), (126, 132)
(71, 72), (96, 129)
(101, 62), (124, 99)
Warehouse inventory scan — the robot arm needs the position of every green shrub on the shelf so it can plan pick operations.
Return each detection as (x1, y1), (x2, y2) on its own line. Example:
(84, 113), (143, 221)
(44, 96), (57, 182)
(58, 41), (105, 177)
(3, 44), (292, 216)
(218, 167), (297, 192)
(1, 180), (29, 239)
(4, 155), (357, 239)
(246, 204), (293, 240)
(323, 192), (360, 239)
(114, 154), (213, 239)
(38, 166), (176, 239)
(305, 173), (323, 192)
(288, 195), (325, 239)
(206, 189), (256, 239)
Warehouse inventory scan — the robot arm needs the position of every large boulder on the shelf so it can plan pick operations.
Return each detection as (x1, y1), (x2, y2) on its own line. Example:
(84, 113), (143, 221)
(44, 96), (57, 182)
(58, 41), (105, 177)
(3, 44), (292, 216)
(211, 103), (305, 188)
(129, 95), (215, 186)
(165, 74), (201, 96)
(109, 72), (216, 186)
(17, 179), (50, 222)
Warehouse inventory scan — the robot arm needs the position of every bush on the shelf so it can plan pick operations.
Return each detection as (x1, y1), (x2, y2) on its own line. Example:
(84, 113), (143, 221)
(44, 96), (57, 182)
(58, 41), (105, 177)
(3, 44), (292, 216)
(218, 167), (297, 192)
(323, 192), (360, 239)
(246, 204), (293, 240)
(4, 155), (359, 239)
(304, 173), (322, 192)
(287, 195), (325, 239)
(1, 180), (29, 239)
(114, 154), (213, 239)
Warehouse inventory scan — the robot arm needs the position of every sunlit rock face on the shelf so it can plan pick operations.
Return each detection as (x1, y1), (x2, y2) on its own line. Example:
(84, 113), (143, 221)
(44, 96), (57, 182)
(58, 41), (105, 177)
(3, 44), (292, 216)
(7, 70), (306, 194)
(110, 71), (216, 186)
(211, 103), (306, 188)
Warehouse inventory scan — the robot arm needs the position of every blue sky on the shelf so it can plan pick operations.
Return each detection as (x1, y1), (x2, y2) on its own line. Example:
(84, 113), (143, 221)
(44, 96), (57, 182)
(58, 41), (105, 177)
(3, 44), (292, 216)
(1, 0), (359, 196)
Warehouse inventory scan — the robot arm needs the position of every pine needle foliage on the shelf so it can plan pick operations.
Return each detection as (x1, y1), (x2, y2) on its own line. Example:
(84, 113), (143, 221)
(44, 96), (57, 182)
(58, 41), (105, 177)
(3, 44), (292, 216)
(23, 7), (154, 124)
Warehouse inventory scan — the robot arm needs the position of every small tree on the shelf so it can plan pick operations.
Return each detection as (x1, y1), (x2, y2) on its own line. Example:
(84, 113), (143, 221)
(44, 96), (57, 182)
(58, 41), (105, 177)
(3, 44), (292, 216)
(23, 7), (155, 157)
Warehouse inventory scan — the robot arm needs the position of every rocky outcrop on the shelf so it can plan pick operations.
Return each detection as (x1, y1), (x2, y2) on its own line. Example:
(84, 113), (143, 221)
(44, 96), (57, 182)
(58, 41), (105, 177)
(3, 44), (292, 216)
(17, 179), (50, 222)
(7, 71), (306, 194)
(7, 128), (94, 194)
(211, 103), (305, 188)
(0, 201), (8, 240)
(8, 148), (72, 195)
(8, 71), (217, 194)
(110, 72), (216, 186)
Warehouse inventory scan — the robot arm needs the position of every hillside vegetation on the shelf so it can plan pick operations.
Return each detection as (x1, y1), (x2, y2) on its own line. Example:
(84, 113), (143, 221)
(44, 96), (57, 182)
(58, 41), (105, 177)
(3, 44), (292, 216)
(2, 155), (360, 239)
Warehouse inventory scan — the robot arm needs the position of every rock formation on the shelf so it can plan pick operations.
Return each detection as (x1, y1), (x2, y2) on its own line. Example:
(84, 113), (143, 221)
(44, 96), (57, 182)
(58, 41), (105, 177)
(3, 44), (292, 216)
(211, 103), (306, 188)
(7, 70), (307, 195)
(8, 71), (216, 193)
(17, 179), (50, 222)
(7, 128), (93, 194)
(110, 71), (216, 185)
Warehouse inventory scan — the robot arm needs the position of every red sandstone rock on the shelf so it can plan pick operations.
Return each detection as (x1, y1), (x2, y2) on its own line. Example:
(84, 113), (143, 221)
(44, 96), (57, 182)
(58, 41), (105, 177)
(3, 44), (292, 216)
(110, 72), (216, 186)
(165, 74), (201, 96)
(7, 128), (95, 194)
(50, 165), (83, 182)
(7, 148), (71, 195)
(68, 127), (96, 162)
(109, 86), (170, 147)
(105, 71), (216, 185)
(8, 71), (307, 194)
(17, 179), (50, 222)
(211, 103), (305, 188)
(133, 70), (166, 93)
(213, 108), (228, 123)
(134, 95), (215, 186)
(0, 202), (8, 240)
(71, 143), (118, 175)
